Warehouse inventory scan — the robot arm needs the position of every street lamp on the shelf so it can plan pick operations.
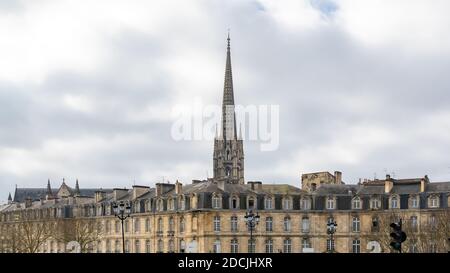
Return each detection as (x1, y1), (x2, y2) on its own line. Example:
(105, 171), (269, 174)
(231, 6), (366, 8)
(244, 209), (260, 253)
(112, 201), (132, 253)
(326, 218), (337, 253)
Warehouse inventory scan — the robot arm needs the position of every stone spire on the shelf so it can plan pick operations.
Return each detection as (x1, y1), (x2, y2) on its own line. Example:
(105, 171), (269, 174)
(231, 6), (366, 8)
(221, 31), (237, 140)
(46, 179), (52, 196)
(7, 192), (12, 204)
(74, 179), (80, 196)
(213, 33), (245, 184)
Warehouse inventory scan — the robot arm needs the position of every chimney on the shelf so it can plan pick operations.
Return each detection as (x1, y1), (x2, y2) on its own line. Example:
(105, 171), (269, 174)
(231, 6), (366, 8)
(247, 181), (262, 191)
(155, 183), (175, 197)
(25, 197), (32, 208)
(132, 185), (150, 199)
(334, 171), (342, 184)
(384, 175), (393, 193)
(175, 180), (183, 194)
(95, 191), (107, 202)
(420, 176), (429, 192)
(113, 188), (128, 200)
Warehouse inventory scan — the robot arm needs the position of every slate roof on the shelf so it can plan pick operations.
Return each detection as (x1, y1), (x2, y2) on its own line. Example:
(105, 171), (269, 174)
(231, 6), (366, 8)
(13, 188), (113, 202)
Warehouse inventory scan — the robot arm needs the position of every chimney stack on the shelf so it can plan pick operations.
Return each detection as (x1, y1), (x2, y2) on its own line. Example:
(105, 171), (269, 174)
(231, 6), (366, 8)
(420, 175), (429, 192)
(95, 191), (106, 203)
(334, 171), (342, 184)
(132, 185), (150, 199)
(175, 180), (183, 194)
(384, 175), (393, 193)
(25, 197), (32, 208)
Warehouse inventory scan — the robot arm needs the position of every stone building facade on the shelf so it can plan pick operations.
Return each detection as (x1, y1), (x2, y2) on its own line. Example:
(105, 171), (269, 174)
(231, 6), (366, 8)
(0, 37), (449, 253)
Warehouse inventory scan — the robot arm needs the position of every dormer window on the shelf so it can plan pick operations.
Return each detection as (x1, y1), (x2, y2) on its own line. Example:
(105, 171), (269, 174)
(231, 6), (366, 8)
(370, 197), (381, 209)
(352, 197), (361, 210)
(390, 195), (399, 209)
(326, 196), (335, 210)
(264, 196), (273, 210)
(409, 195), (419, 209)
(178, 196), (185, 210)
(428, 195), (439, 208)
(230, 195), (239, 209)
(283, 196), (292, 210)
(247, 196), (256, 210)
(157, 199), (164, 211)
(191, 193), (198, 209)
(212, 194), (222, 209)
(168, 198), (175, 211)
(300, 197), (311, 210)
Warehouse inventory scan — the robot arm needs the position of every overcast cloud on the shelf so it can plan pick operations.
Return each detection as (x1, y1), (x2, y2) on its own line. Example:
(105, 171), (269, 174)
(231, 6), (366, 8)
(1, 0), (450, 202)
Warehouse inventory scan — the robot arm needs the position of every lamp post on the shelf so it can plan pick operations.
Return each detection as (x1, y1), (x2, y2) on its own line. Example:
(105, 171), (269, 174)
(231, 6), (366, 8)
(244, 209), (260, 253)
(112, 201), (132, 253)
(326, 218), (337, 253)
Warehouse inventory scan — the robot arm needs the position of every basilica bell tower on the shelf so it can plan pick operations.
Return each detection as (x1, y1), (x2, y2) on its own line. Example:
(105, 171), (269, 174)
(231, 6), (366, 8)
(213, 34), (244, 184)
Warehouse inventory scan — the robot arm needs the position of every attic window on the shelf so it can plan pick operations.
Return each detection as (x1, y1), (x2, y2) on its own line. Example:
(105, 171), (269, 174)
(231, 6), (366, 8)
(248, 198), (255, 210)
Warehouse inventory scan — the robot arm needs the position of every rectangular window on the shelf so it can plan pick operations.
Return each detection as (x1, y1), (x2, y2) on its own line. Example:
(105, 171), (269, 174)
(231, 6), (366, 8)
(326, 239), (335, 252)
(146, 240), (151, 253)
(302, 218), (310, 233)
(231, 216), (238, 232)
(302, 238), (311, 250)
(266, 217), (273, 232)
(214, 216), (221, 232)
(352, 239), (360, 253)
(283, 239), (292, 253)
(248, 239), (256, 253)
(230, 239), (238, 253)
(265, 239), (273, 253)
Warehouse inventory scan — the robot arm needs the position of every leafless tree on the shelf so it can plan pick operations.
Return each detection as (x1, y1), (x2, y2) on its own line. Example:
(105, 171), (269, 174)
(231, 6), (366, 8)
(54, 218), (103, 253)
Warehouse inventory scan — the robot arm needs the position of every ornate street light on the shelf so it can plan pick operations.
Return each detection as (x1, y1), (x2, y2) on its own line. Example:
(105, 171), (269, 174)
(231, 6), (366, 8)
(326, 218), (337, 253)
(244, 209), (260, 253)
(112, 201), (132, 253)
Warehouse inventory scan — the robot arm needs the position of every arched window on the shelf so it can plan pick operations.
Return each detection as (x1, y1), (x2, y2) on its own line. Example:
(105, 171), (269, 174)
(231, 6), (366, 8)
(157, 199), (164, 211)
(225, 167), (231, 177)
(178, 196), (185, 210)
(168, 198), (175, 210)
(231, 196), (239, 209)
(352, 197), (361, 209)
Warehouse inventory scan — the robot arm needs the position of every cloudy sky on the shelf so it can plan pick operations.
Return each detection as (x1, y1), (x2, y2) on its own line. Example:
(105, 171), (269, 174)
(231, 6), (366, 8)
(1, 0), (450, 202)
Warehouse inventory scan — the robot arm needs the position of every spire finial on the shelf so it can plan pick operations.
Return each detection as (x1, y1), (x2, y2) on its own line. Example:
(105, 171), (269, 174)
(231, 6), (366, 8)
(227, 29), (230, 49)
